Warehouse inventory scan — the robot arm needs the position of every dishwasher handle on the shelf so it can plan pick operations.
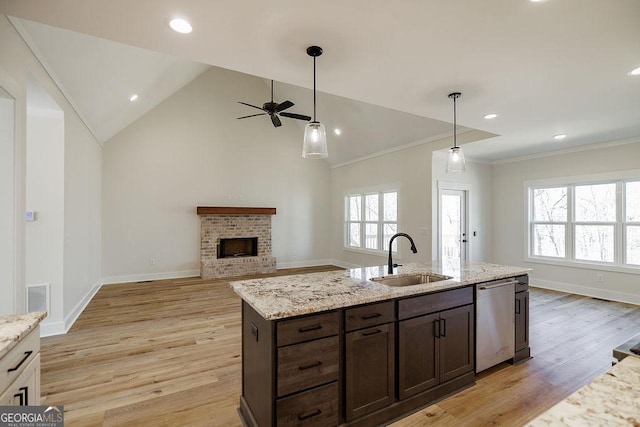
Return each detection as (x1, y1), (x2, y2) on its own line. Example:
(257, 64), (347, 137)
(477, 278), (519, 290)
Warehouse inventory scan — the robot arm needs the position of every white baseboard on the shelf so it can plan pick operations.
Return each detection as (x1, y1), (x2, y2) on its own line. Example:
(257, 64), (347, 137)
(532, 278), (640, 306)
(276, 259), (337, 269)
(328, 259), (362, 269)
(39, 279), (102, 337)
(101, 269), (201, 285)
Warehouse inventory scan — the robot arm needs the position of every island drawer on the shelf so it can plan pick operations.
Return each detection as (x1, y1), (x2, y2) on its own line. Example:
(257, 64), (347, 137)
(276, 382), (338, 427)
(0, 327), (40, 391)
(515, 275), (529, 293)
(277, 335), (339, 397)
(277, 311), (340, 347)
(345, 301), (395, 332)
(398, 286), (473, 320)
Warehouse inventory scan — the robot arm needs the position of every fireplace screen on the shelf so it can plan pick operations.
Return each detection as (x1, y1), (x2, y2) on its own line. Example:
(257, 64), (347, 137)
(217, 237), (258, 259)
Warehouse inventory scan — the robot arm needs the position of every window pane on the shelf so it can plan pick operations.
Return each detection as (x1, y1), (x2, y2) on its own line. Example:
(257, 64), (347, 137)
(348, 223), (361, 247)
(348, 195), (361, 221)
(626, 225), (640, 265)
(533, 187), (567, 222)
(575, 225), (614, 262)
(575, 183), (616, 222)
(626, 181), (640, 222)
(383, 223), (397, 251)
(365, 223), (378, 250)
(383, 192), (397, 221)
(365, 194), (379, 221)
(533, 224), (565, 257)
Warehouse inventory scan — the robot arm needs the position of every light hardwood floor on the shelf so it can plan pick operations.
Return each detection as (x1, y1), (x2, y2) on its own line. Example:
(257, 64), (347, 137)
(39, 267), (640, 426)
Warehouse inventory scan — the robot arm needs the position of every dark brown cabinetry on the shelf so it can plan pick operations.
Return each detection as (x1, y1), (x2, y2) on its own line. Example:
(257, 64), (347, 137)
(345, 302), (395, 421)
(398, 288), (474, 400)
(514, 275), (530, 363)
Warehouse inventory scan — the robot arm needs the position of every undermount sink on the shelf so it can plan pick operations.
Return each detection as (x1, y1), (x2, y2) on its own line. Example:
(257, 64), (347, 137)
(370, 273), (453, 287)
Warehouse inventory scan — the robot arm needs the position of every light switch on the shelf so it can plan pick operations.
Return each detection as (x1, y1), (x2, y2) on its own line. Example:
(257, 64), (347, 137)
(25, 211), (36, 222)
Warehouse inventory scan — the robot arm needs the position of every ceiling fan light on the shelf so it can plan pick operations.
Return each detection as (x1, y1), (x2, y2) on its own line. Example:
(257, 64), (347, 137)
(302, 121), (328, 159)
(446, 146), (466, 173)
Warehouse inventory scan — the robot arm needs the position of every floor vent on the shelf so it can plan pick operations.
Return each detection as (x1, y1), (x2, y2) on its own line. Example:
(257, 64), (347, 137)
(26, 283), (50, 313)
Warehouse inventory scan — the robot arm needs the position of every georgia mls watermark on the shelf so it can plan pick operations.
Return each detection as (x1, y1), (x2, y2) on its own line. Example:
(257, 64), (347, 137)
(0, 406), (64, 427)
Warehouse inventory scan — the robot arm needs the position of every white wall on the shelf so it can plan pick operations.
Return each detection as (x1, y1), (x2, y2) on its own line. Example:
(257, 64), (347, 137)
(0, 87), (16, 315)
(0, 15), (102, 334)
(493, 141), (640, 304)
(431, 152), (493, 263)
(331, 143), (441, 268)
(25, 106), (64, 326)
(101, 67), (332, 283)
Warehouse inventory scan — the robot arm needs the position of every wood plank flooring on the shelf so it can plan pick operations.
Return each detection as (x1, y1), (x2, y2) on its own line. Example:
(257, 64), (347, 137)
(39, 268), (640, 426)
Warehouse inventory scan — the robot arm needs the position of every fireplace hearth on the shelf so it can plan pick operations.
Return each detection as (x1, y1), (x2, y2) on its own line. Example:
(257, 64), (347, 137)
(198, 206), (277, 279)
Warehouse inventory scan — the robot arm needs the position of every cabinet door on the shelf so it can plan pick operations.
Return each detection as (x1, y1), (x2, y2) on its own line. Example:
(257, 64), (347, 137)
(345, 323), (395, 421)
(439, 305), (474, 383)
(0, 355), (40, 406)
(515, 291), (529, 352)
(398, 313), (439, 400)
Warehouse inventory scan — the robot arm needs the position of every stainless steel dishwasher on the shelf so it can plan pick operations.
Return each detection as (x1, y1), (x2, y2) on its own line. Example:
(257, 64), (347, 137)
(476, 278), (518, 372)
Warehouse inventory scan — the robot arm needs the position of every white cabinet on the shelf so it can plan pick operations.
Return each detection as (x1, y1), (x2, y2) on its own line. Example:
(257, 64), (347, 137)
(0, 326), (41, 406)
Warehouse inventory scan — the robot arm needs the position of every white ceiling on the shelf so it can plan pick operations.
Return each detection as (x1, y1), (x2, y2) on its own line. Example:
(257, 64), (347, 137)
(2, 0), (639, 165)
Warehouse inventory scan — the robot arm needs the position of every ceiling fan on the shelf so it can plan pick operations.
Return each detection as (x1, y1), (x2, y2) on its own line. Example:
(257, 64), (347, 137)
(237, 80), (311, 127)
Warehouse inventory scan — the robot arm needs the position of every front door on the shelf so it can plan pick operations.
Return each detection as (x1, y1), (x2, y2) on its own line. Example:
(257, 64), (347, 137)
(440, 189), (467, 269)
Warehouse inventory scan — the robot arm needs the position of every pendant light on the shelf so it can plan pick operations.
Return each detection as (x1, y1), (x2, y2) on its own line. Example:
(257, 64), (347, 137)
(446, 92), (466, 173)
(302, 46), (328, 159)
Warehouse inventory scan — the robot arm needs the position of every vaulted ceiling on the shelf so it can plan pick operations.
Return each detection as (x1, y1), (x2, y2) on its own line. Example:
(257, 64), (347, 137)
(2, 0), (639, 166)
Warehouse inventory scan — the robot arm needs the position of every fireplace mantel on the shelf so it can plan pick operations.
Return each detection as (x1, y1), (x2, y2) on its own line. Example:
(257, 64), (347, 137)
(197, 206), (276, 215)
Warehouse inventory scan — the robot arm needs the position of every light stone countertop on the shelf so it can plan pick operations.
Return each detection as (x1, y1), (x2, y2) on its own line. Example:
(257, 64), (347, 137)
(231, 261), (531, 320)
(0, 312), (47, 359)
(526, 355), (640, 426)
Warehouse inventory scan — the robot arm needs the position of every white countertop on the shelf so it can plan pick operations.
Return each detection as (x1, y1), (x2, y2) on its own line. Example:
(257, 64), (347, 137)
(231, 261), (531, 320)
(527, 355), (640, 426)
(0, 311), (47, 359)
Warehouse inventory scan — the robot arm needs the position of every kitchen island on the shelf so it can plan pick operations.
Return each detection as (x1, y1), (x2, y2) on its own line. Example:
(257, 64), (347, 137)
(232, 262), (531, 427)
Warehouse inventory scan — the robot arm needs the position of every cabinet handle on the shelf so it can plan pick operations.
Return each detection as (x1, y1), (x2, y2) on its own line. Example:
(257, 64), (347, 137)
(298, 325), (322, 333)
(434, 320), (440, 338)
(361, 313), (382, 320)
(8, 351), (33, 373)
(362, 329), (382, 337)
(297, 409), (322, 421)
(299, 361), (323, 371)
(516, 299), (521, 315)
(440, 319), (446, 337)
(14, 387), (28, 406)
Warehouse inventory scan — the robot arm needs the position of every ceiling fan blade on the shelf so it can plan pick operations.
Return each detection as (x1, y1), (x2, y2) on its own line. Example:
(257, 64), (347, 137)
(237, 113), (267, 119)
(271, 114), (282, 127)
(280, 112), (312, 121)
(238, 101), (265, 111)
(275, 100), (294, 112)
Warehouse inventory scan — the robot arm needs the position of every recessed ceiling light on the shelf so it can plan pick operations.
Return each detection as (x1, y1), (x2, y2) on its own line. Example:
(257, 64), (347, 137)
(169, 18), (193, 34)
(129, 94), (139, 102)
(484, 113), (498, 120)
(334, 128), (342, 135)
(628, 67), (640, 76)
(529, 0), (548, 3)
(553, 134), (567, 140)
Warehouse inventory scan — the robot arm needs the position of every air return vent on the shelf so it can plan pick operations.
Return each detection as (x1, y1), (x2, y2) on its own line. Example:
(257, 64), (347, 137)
(26, 283), (50, 313)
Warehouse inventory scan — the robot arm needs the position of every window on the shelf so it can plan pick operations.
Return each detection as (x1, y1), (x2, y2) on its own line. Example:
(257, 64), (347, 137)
(527, 177), (640, 270)
(346, 191), (397, 252)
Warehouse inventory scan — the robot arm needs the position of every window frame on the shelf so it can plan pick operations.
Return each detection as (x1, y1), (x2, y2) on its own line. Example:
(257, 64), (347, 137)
(345, 190), (398, 255)
(525, 172), (640, 274)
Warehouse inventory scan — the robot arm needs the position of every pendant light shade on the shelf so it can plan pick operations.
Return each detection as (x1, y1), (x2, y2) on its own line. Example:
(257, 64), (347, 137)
(302, 46), (328, 159)
(446, 92), (466, 173)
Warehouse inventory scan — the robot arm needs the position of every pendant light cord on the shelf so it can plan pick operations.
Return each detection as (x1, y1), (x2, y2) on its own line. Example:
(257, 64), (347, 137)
(453, 95), (457, 149)
(313, 56), (317, 121)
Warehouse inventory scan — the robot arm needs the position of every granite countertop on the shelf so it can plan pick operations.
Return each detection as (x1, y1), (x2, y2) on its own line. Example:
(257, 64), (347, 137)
(231, 261), (531, 320)
(0, 312), (47, 359)
(527, 355), (640, 426)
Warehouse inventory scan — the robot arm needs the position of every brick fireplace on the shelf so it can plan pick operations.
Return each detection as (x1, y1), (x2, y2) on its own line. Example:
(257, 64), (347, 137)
(197, 206), (277, 279)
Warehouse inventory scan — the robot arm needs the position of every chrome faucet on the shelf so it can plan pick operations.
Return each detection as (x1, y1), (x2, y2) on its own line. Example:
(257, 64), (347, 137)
(388, 233), (418, 274)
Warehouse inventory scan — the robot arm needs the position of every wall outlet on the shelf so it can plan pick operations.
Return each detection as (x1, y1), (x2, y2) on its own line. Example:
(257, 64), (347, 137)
(150, 258), (156, 266)
(596, 273), (604, 283)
